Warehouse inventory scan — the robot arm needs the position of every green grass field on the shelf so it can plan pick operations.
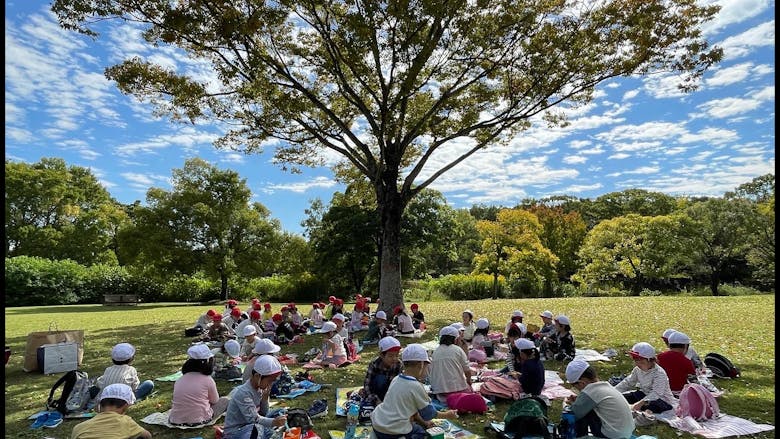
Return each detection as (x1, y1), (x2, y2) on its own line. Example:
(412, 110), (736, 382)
(5, 296), (775, 439)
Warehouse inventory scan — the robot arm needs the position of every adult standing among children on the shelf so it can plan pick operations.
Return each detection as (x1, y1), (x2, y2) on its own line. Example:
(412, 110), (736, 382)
(429, 326), (472, 402)
(168, 344), (230, 426)
(223, 355), (288, 439)
(564, 360), (635, 439)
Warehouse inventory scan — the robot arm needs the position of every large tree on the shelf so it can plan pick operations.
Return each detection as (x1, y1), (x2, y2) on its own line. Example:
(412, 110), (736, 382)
(119, 158), (282, 299)
(5, 158), (127, 265)
(53, 0), (722, 312)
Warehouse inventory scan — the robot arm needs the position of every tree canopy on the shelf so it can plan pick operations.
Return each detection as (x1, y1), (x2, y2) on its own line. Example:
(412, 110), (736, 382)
(53, 0), (722, 310)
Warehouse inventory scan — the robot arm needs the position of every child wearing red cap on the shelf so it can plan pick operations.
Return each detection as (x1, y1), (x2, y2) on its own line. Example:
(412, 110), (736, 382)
(349, 302), (368, 332)
(196, 313), (234, 344)
(330, 299), (345, 319)
(308, 303), (324, 330)
(261, 303), (274, 327)
(273, 314), (296, 345)
(222, 307), (244, 334)
(410, 304), (425, 330)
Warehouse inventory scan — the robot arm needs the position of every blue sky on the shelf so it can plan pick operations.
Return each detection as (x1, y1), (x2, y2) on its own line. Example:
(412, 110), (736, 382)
(5, 1), (775, 235)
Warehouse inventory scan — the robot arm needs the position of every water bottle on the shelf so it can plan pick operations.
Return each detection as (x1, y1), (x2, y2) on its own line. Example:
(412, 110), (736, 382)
(345, 401), (359, 439)
(560, 410), (576, 439)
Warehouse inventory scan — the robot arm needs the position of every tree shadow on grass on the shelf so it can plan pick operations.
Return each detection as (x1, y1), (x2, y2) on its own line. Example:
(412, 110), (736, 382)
(4, 302), (206, 315)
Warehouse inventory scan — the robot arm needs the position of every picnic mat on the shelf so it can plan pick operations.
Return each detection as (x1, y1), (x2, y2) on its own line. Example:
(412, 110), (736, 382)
(28, 409), (95, 420)
(157, 364), (246, 382)
(303, 355), (361, 369)
(654, 410), (775, 438)
(140, 410), (225, 429)
(329, 421), (479, 439)
(572, 349), (611, 362)
(396, 330), (427, 338)
(328, 427), (372, 439)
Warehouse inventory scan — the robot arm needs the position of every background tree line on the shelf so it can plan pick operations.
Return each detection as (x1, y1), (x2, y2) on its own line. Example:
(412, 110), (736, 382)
(5, 157), (774, 306)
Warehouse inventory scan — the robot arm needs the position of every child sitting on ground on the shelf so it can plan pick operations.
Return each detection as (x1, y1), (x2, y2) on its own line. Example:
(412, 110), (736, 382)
(349, 302), (368, 332)
(211, 339), (242, 380)
(316, 321), (347, 367)
(308, 302), (324, 329)
(363, 310), (393, 344)
(410, 303), (425, 330)
(657, 331), (696, 393)
(358, 336), (403, 406)
(393, 305), (415, 334)
(71, 383), (152, 439)
(532, 310), (555, 342)
(95, 343), (154, 401)
(272, 313), (296, 345)
(503, 310), (524, 334)
(470, 318), (496, 358)
(461, 310), (477, 342)
(239, 325), (259, 361)
(511, 338), (545, 396)
(370, 344), (458, 439)
(540, 314), (575, 361)
(613, 342), (676, 413)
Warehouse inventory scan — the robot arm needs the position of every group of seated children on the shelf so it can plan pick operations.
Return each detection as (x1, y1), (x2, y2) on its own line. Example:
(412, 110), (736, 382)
(72, 297), (710, 439)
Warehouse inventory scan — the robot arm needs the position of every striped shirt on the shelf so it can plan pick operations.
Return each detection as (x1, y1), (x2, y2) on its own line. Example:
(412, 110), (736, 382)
(96, 364), (140, 392)
(614, 363), (676, 405)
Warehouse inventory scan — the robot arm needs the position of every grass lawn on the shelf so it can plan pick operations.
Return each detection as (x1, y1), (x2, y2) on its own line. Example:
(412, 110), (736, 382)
(5, 295), (775, 439)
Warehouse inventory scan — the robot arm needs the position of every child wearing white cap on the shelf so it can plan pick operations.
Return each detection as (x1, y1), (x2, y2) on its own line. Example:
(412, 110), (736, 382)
(503, 310), (524, 335)
(316, 321), (347, 367)
(657, 331), (697, 393)
(661, 328), (704, 369)
(510, 338), (545, 396)
(362, 310), (392, 344)
(429, 326), (472, 402)
(71, 383), (152, 439)
(223, 356), (288, 439)
(212, 339), (243, 380)
(540, 314), (575, 361)
(358, 336), (403, 406)
(471, 318), (492, 352)
(168, 344), (230, 426)
(563, 360), (635, 439)
(370, 344), (458, 439)
(241, 338), (284, 384)
(240, 325), (260, 361)
(534, 310), (555, 339)
(613, 342), (676, 413)
(95, 343), (154, 401)
(460, 310), (477, 342)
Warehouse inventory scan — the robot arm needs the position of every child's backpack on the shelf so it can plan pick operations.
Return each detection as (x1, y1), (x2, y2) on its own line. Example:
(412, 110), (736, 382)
(46, 369), (95, 414)
(479, 375), (522, 401)
(184, 326), (205, 337)
(675, 383), (720, 421)
(344, 338), (358, 361)
(447, 392), (488, 414)
(704, 352), (740, 379)
(271, 370), (296, 396)
(285, 408), (314, 431)
(503, 396), (551, 438)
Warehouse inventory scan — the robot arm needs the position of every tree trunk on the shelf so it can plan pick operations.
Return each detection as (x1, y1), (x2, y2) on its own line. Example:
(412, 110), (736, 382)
(220, 270), (229, 301)
(710, 270), (720, 296)
(492, 272), (499, 299)
(377, 187), (404, 315)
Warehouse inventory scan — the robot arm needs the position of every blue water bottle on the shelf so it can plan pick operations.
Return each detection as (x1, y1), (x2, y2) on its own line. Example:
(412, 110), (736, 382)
(561, 410), (576, 439)
(345, 401), (359, 439)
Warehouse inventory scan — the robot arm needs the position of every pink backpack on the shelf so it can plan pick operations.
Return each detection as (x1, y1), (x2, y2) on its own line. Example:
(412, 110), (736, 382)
(676, 383), (720, 420)
(479, 375), (522, 400)
(468, 348), (487, 363)
(446, 392), (488, 414)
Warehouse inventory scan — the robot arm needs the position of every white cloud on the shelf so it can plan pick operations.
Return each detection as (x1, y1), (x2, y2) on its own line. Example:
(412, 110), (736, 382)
(717, 20), (775, 60)
(705, 63), (753, 87)
(563, 155), (587, 164)
(560, 183), (603, 193)
(264, 176), (338, 193)
(700, 0), (771, 36)
(608, 153), (631, 160)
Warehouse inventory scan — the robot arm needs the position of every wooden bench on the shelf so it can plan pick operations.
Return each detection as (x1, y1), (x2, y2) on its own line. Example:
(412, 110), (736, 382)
(103, 294), (139, 306)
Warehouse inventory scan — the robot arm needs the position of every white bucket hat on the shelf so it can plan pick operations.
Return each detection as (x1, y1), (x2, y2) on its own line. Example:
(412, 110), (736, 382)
(401, 344), (430, 363)
(100, 383), (136, 405)
(111, 343), (135, 362)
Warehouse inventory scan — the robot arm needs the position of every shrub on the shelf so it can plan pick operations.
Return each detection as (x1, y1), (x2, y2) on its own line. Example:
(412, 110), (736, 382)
(717, 283), (767, 296)
(162, 274), (221, 302)
(425, 274), (501, 300)
(5, 256), (88, 306)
